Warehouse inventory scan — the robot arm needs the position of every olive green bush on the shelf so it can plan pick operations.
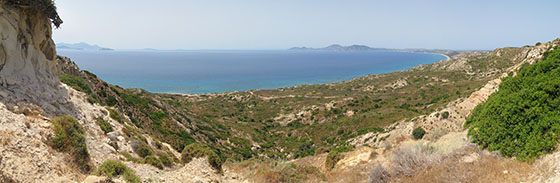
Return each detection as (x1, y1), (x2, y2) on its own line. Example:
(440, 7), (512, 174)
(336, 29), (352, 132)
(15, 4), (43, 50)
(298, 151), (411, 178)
(325, 150), (343, 170)
(412, 127), (426, 140)
(49, 116), (92, 173)
(466, 48), (560, 161)
(94, 160), (141, 183)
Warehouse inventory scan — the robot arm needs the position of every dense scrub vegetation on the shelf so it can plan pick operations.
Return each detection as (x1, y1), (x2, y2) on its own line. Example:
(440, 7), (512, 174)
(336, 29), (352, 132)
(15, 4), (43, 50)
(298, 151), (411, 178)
(2, 0), (62, 27)
(49, 116), (92, 173)
(94, 160), (141, 183)
(466, 47), (560, 161)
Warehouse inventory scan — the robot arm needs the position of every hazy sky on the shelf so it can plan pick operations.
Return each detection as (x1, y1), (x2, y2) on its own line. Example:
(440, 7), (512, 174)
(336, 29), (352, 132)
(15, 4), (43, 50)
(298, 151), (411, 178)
(52, 0), (560, 50)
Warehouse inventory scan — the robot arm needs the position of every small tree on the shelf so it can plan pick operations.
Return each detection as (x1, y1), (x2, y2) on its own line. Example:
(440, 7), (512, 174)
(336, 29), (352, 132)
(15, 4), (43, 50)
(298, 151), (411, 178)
(441, 111), (450, 119)
(3, 0), (63, 28)
(412, 127), (426, 140)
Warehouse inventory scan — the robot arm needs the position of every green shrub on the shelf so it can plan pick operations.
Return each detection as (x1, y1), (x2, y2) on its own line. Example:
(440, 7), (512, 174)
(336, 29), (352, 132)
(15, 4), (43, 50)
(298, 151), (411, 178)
(357, 126), (384, 135)
(119, 152), (142, 163)
(95, 117), (113, 134)
(181, 143), (222, 172)
(157, 152), (174, 167)
(441, 111), (450, 119)
(143, 155), (164, 169)
(59, 74), (91, 94)
(106, 95), (118, 106)
(135, 143), (153, 158)
(314, 147), (329, 155)
(412, 127), (426, 140)
(325, 150), (343, 170)
(49, 115), (92, 173)
(149, 111), (168, 123)
(94, 160), (141, 183)
(107, 108), (125, 123)
(466, 48), (560, 161)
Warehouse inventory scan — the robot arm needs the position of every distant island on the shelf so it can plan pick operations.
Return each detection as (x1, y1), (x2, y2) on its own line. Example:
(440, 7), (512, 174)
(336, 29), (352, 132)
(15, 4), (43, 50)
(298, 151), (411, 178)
(56, 42), (114, 51)
(290, 44), (389, 52)
(289, 44), (489, 60)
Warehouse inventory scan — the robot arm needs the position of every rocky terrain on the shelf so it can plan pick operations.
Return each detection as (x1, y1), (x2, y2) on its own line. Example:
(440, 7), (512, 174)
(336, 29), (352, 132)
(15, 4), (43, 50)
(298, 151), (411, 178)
(2, 1), (560, 183)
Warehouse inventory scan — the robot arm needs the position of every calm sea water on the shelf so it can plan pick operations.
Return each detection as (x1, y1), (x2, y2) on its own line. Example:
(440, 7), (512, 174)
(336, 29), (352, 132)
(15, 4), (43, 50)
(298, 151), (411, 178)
(58, 50), (445, 94)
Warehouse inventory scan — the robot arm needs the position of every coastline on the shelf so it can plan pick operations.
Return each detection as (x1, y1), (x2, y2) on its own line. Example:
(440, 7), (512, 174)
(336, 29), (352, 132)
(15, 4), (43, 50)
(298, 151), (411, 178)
(438, 53), (451, 61)
(66, 50), (451, 96)
(171, 52), (451, 96)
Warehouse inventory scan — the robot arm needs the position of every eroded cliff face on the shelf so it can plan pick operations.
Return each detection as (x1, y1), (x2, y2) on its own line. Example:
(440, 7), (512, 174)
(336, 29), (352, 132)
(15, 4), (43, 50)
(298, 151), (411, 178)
(0, 4), (73, 116)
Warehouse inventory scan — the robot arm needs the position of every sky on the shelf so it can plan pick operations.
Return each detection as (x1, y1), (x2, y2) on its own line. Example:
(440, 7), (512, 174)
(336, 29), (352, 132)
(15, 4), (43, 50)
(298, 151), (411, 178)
(52, 0), (560, 50)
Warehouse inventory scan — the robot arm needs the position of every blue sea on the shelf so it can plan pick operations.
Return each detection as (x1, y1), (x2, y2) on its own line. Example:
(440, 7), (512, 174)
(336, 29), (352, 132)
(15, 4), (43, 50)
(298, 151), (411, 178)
(58, 50), (445, 94)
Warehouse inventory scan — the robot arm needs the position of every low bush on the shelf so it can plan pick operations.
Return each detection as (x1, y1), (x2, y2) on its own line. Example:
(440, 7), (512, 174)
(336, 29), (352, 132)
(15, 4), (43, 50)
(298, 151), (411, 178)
(49, 116), (92, 173)
(119, 152), (142, 163)
(106, 95), (118, 106)
(441, 111), (450, 119)
(412, 127), (426, 140)
(134, 142), (153, 158)
(94, 160), (141, 183)
(325, 150), (343, 170)
(157, 152), (174, 167)
(95, 117), (113, 134)
(181, 143), (222, 172)
(369, 163), (390, 183)
(106, 108), (125, 123)
(143, 155), (164, 169)
(390, 143), (442, 177)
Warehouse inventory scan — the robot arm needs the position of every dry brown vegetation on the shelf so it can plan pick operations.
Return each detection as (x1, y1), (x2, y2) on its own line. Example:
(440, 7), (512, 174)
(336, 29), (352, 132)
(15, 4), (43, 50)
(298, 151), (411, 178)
(369, 144), (533, 183)
(228, 158), (326, 183)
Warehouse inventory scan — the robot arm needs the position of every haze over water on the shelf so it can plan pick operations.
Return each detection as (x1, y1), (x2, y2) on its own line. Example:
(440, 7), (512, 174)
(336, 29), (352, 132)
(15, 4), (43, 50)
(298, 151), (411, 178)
(58, 50), (446, 94)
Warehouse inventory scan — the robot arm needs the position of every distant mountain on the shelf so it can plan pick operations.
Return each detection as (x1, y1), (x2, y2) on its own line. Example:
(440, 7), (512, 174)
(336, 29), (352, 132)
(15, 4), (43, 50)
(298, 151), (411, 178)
(56, 42), (114, 51)
(289, 44), (389, 52)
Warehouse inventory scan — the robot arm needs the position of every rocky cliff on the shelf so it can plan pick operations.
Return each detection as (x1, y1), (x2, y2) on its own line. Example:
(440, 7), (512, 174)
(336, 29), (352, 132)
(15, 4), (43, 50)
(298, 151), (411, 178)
(0, 3), (75, 116)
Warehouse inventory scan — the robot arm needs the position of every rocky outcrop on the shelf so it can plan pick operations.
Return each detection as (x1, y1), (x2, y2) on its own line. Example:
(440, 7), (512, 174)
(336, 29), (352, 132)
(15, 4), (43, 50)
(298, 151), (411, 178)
(0, 4), (74, 116)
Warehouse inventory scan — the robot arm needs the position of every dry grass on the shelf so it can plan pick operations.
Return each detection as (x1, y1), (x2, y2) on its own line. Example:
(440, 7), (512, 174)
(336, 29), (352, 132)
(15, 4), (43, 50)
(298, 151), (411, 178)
(1, 135), (11, 146)
(369, 164), (390, 183)
(369, 144), (533, 183)
(228, 158), (326, 183)
(326, 164), (371, 183)
(390, 142), (443, 177)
